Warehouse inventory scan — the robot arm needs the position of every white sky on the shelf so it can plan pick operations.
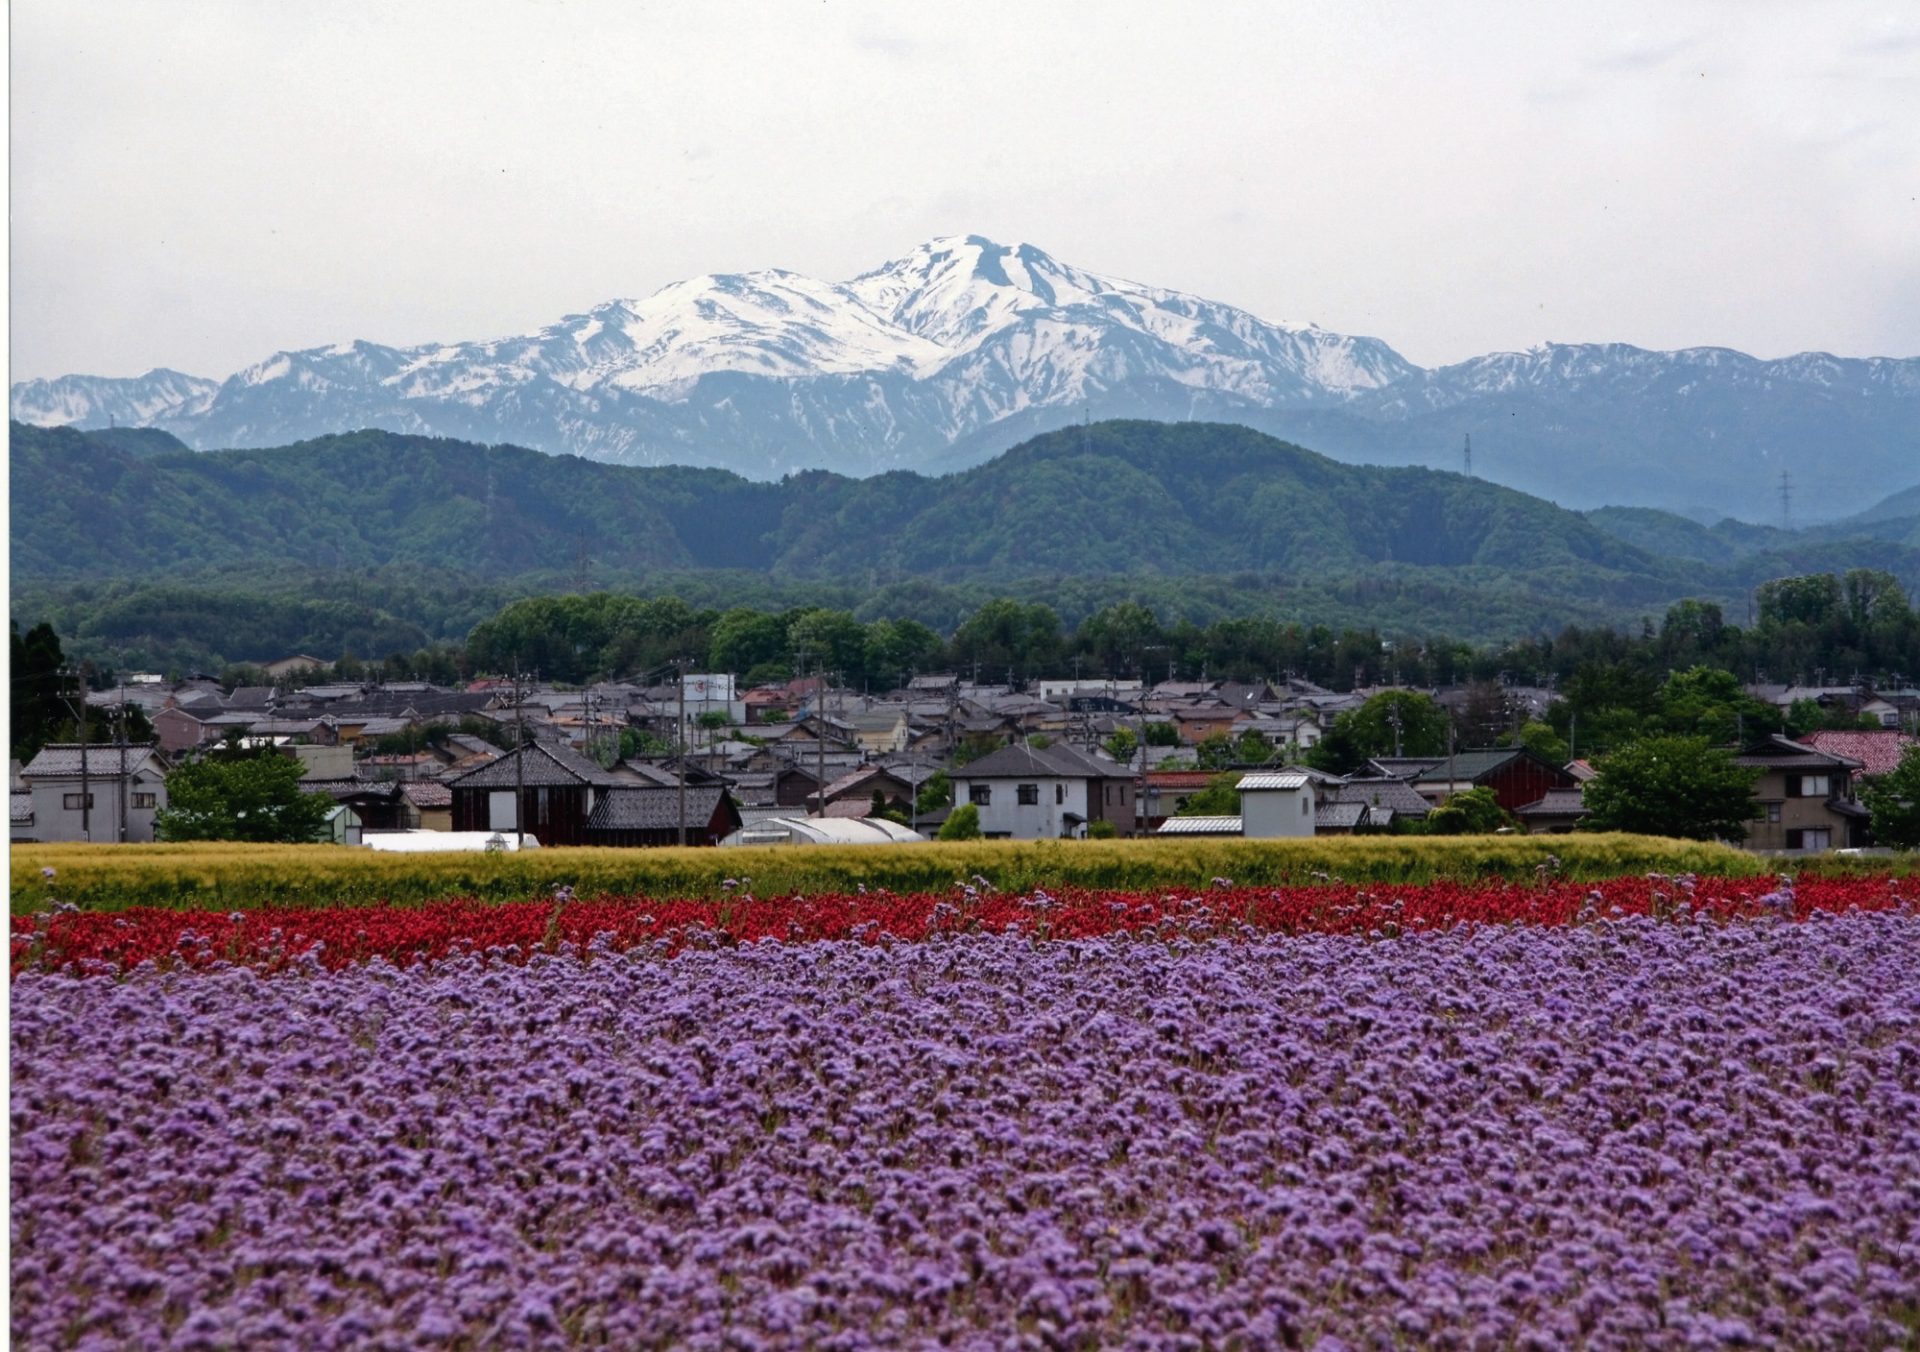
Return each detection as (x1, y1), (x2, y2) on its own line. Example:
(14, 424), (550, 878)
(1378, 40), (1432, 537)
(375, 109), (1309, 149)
(10, 1), (1919, 380)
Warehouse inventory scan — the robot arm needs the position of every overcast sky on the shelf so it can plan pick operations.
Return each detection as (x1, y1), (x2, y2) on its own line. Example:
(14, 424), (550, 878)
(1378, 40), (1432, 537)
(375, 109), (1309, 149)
(11, 1), (1919, 381)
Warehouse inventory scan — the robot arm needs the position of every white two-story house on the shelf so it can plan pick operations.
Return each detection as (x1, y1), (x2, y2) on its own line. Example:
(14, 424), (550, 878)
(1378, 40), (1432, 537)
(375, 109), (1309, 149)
(17, 743), (171, 843)
(947, 742), (1137, 839)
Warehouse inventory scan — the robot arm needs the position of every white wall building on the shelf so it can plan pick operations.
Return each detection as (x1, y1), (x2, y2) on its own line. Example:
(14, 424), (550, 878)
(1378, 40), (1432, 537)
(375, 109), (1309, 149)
(947, 742), (1136, 840)
(17, 744), (171, 843)
(1237, 771), (1315, 839)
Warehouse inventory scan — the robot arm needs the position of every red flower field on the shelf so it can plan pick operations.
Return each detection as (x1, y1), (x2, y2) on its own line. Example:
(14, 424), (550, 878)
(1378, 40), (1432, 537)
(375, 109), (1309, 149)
(13, 873), (1911, 976)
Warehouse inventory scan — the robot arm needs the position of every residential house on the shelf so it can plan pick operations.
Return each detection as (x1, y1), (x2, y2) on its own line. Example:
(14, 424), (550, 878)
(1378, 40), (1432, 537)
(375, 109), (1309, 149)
(153, 704), (217, 754)
(1403, 749), (1580, 813)
(18, 743), (171, 843)
(1326, 777), (1432, 830)
(948, 743), (1137, 839)
(1173, 705), (1253, 745)
(447, 742), (622, 846)
(810, 764), (918, 816)
(1140, 770), (1219, 831)
(1735, 735), (1871, 852)
(400, 780), (453, 831)
(262, 654), (327, 679)
(843, 709), (911, 755)
(306, 779), (410, 832)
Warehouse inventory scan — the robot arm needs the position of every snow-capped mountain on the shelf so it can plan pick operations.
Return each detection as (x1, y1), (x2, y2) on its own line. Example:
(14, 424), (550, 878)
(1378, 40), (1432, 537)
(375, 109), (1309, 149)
(9, 368), (219, 429)
(12, 236), (1918, 519)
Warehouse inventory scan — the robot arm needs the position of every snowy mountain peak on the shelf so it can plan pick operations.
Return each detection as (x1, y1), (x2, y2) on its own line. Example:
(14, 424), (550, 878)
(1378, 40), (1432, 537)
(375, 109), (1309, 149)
(15, 234), (1914, 521)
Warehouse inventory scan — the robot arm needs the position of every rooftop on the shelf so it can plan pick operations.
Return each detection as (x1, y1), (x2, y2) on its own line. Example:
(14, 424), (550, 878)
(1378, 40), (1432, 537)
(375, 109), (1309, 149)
(20, 744), (165, 779)
(1156, 816), (1243, 836)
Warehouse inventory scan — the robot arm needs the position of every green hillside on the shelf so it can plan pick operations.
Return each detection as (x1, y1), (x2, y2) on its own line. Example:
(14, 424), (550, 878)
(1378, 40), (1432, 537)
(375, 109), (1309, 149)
(13, 418), (1920, 671)
(12, 419), (1662, 580)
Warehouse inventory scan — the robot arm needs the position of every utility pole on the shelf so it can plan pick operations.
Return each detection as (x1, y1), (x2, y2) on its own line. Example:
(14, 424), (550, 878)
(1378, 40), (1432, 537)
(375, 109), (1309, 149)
(116, 681), (129, 843)
(513, 664), (527, 849)
(1388, 699), (1404, 759)
(676, 659), (689, 846)
(62, 665), (93, 842)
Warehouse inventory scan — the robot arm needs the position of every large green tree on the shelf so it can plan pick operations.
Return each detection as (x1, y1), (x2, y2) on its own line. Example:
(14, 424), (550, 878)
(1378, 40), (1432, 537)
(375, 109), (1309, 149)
(155, 753), (336, 843)
(11, 621), (69, 760)
(1307, 690), (1450, 775)
(1581, 736), (1758, 841)
(1862, 745), (1920, 850)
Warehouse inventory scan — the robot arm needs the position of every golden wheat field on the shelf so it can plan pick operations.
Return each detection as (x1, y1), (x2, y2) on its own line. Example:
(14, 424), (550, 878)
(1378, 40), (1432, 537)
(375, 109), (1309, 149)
(11, 835), (1767, 913)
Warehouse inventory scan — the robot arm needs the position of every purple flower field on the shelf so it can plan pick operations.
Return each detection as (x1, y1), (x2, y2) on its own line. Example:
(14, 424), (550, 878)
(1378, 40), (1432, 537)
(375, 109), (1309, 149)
(12, 915), (1920, 1350)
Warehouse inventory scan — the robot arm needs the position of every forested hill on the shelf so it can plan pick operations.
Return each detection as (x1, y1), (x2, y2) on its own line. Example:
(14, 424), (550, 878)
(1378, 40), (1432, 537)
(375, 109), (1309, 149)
(13, 419), (1676, 581)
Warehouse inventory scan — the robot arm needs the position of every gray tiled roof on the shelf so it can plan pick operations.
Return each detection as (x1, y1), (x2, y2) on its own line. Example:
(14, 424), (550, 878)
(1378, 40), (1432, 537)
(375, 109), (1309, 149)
(1517, 788), (1589, 817)
(1735, 735), (1864, 772)
(958, 742), (1133, 781)
(448, 742), (620, 789)
(588, 786), (729, 831)
(12, 792), (34, 824)
(1411, 750), (1530, 783)
(1329, 777), (1433, 818)
(1315, 803), (1368, 830)
(21, 744), (164, 779)
(400, 781), (452, 808)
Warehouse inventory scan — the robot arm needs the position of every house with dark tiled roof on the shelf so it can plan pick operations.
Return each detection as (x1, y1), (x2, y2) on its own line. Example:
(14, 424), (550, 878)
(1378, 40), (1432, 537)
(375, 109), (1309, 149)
(1735, 735), (1871, 852)
(1326, 776), (1433, 829)
(1407, 749), (1580, 813)
(447, 742), (622, 846)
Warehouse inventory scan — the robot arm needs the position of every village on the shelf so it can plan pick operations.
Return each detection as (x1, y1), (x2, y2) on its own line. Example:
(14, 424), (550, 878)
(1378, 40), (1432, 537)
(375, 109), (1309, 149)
(15, 652), (1915, 855)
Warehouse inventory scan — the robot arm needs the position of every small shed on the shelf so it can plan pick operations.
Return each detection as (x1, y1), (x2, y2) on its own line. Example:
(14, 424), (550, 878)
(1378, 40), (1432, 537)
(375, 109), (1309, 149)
(1236, 771), (1315, 839)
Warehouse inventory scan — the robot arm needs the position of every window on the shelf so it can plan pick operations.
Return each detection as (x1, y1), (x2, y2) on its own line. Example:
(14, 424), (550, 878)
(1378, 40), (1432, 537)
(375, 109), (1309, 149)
(1764, 802), (1781, 823)
(1016, 784), (1039, 805)
(1788, 774), (1831, 798)
(969, 785), (992, 806)
(1055, 784), (1064, 805)
(536, 787), (551, 825)
(1786, 828), (1831, 852)
(62, 793), (94, 810)
(132, 792), (157, 809)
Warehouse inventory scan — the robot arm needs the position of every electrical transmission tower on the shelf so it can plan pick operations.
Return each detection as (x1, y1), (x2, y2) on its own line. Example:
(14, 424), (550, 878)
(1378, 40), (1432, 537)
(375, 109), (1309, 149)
(1778, 471), (1792, 530)
(1463, 433), (1472, 478)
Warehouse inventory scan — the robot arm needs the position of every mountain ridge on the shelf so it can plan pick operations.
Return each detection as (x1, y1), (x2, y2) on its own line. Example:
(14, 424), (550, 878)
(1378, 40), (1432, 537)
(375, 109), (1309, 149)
(13, 235), (1918, 520)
